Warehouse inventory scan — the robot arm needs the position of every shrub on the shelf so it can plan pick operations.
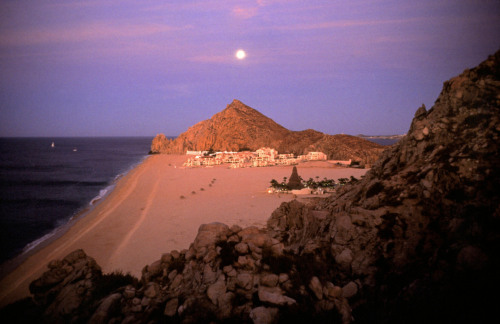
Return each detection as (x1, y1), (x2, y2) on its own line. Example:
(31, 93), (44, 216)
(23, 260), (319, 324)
(216, 240), (238, 269)
(366, 182), (384, 198)
(261, 247), (294, 274)
(167, 258), (185, 273)
(463, 113), (491, 128)
(93, 271), (138, 301)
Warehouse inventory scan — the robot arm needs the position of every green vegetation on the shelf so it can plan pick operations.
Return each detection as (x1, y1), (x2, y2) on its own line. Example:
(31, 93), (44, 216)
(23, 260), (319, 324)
(305, 177), (336, 189)
(93, 270), (139, 300)
(167, 257), (186, 274)
(270, 175), (359, 191)
(216, 240), (238, 269)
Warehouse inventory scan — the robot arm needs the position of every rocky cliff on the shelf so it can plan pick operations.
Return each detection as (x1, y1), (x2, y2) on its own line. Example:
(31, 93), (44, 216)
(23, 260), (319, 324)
(269, 50), (500, 323)
(151, 99), (384, 166)
(2, 51), (499, 323)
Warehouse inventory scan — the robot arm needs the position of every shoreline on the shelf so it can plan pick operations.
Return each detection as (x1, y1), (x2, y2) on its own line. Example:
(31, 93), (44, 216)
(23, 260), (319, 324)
(0, 155), (150, 280)
(0, 155), (367, 307)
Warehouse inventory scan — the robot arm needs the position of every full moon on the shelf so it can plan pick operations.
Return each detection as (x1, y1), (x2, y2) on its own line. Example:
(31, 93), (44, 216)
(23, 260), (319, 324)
(236, 49), (246, 60)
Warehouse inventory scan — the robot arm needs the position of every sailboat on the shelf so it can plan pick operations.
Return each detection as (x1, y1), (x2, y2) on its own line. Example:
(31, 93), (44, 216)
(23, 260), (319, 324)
(51, 142), (55, 148)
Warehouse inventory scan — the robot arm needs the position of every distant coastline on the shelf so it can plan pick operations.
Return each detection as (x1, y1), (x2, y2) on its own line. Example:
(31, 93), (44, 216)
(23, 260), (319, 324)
(357, 134), (405, 146)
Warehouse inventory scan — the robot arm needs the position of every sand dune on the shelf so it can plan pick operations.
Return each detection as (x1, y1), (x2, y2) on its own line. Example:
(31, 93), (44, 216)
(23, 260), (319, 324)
(0, 155), (367, 306)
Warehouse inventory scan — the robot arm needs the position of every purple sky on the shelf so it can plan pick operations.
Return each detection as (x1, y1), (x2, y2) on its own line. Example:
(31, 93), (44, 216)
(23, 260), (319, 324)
(1, 0), (499, 137)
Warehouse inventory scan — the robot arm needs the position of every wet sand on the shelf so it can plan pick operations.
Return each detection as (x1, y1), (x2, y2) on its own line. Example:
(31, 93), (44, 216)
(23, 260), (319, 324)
(0, 155), (367, 306)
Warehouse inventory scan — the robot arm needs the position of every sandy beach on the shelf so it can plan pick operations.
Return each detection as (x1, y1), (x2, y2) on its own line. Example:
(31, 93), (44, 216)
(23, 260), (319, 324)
(0, 155), (367, 307)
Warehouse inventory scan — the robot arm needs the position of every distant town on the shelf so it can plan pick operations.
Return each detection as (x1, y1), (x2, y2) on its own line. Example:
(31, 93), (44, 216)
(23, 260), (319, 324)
(183, 147), (354, 168)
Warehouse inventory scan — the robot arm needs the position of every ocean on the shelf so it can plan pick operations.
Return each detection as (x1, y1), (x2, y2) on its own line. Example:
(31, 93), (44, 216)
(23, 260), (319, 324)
(0, 136), (396, 273)
(365, 138), (401, 146)
(0, 137), (153, 268)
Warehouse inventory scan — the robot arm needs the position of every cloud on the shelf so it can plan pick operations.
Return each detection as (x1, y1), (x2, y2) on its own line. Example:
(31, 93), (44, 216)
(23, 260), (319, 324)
(232, 7), (259, 19)
(271, 17), (426, 31)
(230, 0), (289, 20)
(187, 54), (231, 64)
(157, 83), (193, 98)
(0, 22), (190, 46)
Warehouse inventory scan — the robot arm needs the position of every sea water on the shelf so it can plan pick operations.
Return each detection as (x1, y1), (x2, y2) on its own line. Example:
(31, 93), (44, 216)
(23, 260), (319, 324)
(367, 138), (401, 146)
(0, 137), (153, 267)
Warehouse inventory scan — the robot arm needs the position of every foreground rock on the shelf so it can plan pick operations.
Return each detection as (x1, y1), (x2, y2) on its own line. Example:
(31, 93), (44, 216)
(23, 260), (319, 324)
(1, 50), (499, 323)
(269, 50), (500, 322)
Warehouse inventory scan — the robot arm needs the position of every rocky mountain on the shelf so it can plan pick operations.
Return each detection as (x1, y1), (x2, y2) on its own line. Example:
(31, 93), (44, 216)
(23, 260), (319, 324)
(2, 51), (499, 323)
(269, 50), (500, 323)
(151, 99), (384, 166)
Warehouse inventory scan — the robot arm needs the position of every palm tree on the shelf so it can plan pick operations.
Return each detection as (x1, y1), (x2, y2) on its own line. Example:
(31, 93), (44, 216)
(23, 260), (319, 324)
(338, 178), (349, 185)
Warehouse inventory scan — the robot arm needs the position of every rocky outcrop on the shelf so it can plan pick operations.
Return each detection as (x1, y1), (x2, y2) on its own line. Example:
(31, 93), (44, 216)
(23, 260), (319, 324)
(2, 226), (351, 323)
(149, 134), (172, 154)
(151, 99), (384, 166)
(2, 51), (499, 323)
(268, 49), (500, 322)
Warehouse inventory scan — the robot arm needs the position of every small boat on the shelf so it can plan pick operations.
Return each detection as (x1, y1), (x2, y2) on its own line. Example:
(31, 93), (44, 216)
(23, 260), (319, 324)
(51, 142), (55, 148)
(73, 148), (77, 152)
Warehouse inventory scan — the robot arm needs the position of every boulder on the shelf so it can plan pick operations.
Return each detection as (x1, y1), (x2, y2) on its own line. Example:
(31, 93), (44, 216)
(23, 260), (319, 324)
(89, 293), (122, 324)
(193, 223), (229, 253)
(260, 274), (279, 287)
(257, 286), (296, 306)
(249, 306), (279, 324)
(309, 276), (323, 300)
(163, 298), (179, 317)
(207, 279), (227, 306)
(342, 282), (358, 299)
(236, 273), (253, 290)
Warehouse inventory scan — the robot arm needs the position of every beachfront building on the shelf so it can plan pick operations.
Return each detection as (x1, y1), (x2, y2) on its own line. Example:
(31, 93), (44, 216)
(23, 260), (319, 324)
(306, 152), (328, 160)
(184, 147), (329, 168)
(186, 150), (209, 156)
(256, 147), (278, 160)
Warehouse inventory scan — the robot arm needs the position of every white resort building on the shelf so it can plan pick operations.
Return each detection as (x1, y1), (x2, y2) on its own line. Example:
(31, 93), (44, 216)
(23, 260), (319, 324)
(183, 147), (341, 169)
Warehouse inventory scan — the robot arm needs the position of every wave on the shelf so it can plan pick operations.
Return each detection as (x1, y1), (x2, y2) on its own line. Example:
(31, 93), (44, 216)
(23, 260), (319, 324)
(0, 198), (81, 208)
(2, 155), (149, 266)
(87, 156), (148, 206)
(21, 229), (59, 254)
(89, 185), (115, 206)
(0, 165), (67, 172)
(0, 179), (108, 188)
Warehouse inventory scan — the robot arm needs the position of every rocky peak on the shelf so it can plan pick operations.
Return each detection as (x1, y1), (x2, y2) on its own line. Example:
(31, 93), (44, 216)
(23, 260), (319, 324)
(150, 99), (383, 165)
(268, 49), (500, 322)
(224, 99), (255, 112)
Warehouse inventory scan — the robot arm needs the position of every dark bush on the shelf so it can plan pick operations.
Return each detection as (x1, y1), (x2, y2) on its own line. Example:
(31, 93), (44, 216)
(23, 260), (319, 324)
(216, 240), (238, 269)
(366, 182), (384, 198)
(261, 247), (294, 274)
(277, 303), (342, 324)
(0, 298), (42, 324)
(377, 213), (398, 239)
(463, 113), (491, 128)
(168, 258), (185, 274)
(93, 271), (138, 301)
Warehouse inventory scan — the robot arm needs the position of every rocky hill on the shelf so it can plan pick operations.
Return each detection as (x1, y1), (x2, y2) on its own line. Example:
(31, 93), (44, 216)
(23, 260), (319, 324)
(150, 100), (384, 166)
(2, 51), (499, 323)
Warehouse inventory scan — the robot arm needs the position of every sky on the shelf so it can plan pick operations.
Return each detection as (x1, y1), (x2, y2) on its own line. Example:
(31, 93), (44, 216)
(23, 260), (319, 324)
(0, 0), (499, 137)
